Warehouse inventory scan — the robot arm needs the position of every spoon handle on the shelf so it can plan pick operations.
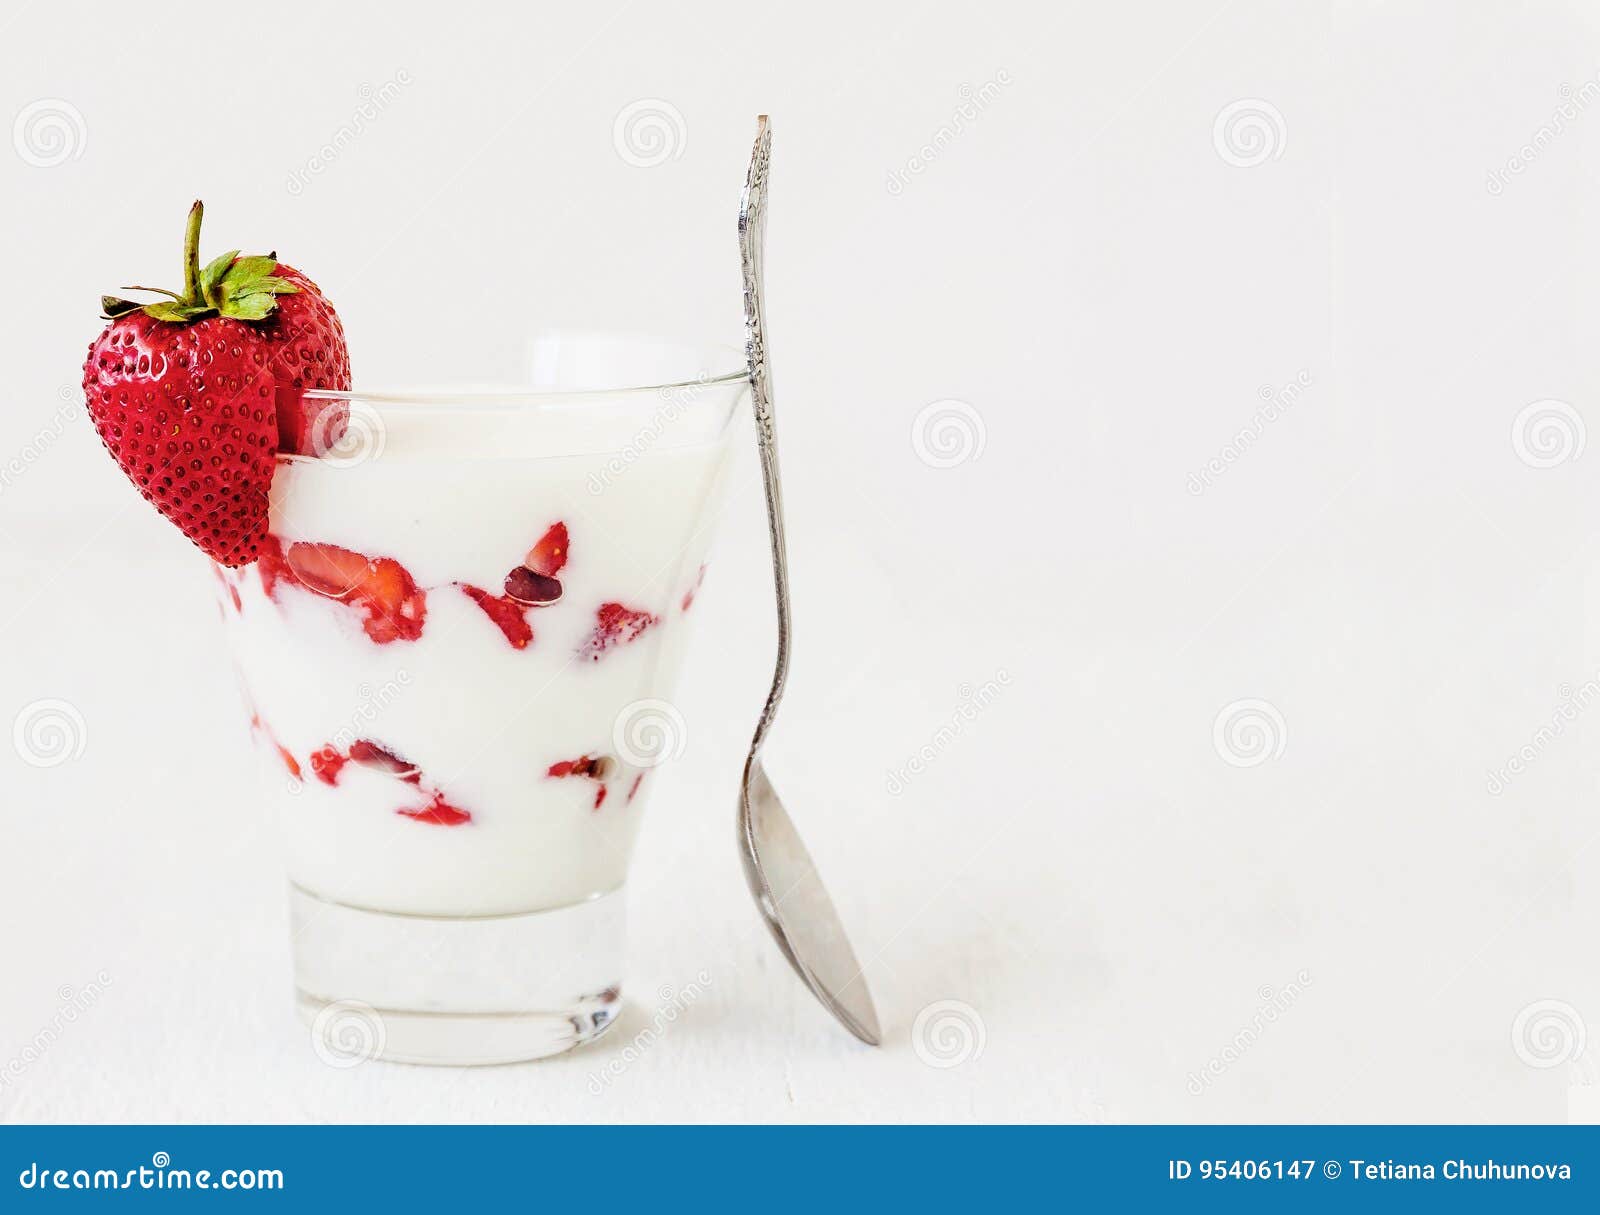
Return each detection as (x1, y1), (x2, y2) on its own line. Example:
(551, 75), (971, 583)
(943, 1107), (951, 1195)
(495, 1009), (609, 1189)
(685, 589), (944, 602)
(739, 116), (790, 758)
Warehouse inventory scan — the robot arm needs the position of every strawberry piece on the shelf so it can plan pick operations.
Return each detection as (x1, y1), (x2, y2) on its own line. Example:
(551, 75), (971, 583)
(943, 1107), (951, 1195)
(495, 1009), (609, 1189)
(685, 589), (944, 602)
(256, 534), (290, 599)
(348, 739), (419, 779)
(459, 585), (533, 649)
(399, 795), (472, 827)
(245, 707), (300, 778)
(524, 522), (569, 577)
(284, 541), (369, 598)
(258, 536), (427, 644)
(547, 754), (614, 810)
(579, 602), (659, 661)
(309, 739), (472, 825)
(681, 563), (708, 612)
(209, 563), (244, 613)
(82, 201), (350, 565)
(309, 745), (347, 786)
(503, 566), (562, 606)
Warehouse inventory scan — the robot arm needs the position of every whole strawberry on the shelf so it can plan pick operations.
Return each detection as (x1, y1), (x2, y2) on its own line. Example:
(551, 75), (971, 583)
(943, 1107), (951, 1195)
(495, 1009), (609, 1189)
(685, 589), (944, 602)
(82, 201), (352, 566)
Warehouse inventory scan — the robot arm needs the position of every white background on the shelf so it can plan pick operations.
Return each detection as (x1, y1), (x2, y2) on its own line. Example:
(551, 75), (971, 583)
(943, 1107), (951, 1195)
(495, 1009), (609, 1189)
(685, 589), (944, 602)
(3, 0), (1600, 1123)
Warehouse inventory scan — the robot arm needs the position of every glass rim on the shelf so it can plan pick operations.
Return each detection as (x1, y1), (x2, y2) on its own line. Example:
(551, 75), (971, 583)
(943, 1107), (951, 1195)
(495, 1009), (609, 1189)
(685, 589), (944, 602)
(296, 367), (750, 410)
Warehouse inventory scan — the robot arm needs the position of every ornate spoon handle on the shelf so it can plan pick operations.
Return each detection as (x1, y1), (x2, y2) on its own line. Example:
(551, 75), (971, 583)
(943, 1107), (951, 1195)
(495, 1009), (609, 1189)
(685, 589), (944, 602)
(739, 115), (789, 758)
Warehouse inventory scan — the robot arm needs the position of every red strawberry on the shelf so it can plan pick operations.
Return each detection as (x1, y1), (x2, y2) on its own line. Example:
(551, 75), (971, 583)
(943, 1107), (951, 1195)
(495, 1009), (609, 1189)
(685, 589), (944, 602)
(263, 264), (352, 455)
(459, 584), (534, 649)
(347, 739), (421, 780)
(525, 522), (569, 577)
(309, 745), (347, 786)
(399, 795), (472, 827)
(579, 602), (658, 660)
(82, 201), (351, 566)
(257, 536), (427, 644)
(546, 754), (614, 811)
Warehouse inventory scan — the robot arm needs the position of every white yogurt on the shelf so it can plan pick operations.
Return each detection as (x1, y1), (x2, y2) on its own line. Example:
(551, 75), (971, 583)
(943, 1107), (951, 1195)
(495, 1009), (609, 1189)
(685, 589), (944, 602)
(218, 378), (743, 917)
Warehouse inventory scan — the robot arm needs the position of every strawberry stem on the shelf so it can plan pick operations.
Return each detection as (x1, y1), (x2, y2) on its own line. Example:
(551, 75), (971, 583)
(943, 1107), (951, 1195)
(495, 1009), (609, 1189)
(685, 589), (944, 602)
(97, 201), (299, 324)
(182, 200), (203, 304)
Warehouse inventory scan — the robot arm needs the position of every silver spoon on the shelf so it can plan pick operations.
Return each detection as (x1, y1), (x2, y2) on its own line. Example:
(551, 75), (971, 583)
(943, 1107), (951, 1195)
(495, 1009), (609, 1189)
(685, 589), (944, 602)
(735, 116), (881, 1046)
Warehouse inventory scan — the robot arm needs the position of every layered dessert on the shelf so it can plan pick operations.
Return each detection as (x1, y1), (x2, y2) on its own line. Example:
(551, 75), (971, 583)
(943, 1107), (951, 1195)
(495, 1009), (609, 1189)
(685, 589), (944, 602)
(214, 401), (737, 918)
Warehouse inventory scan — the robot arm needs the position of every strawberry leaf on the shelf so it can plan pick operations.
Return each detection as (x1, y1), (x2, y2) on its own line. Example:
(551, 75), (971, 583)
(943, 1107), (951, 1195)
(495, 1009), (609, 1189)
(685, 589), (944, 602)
(218, 293), (278, 321)
(143, 301), (218, 323)
(97, 202), (298, 327)
(224, 255), (278, 283)
(198, 250), (240, 307)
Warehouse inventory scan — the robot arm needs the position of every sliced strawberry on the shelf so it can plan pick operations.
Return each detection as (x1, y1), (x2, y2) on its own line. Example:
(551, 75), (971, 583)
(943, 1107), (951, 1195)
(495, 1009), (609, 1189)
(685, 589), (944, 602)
(309, 745), (347, 786)
(547, 755), (594, 778)
(459, 585), (533, 648)
(209, 563), (244, 613)
(548, 754), (614, 810)
(579, 602), (659, 661)
(525, 522), (569, 577)
(503, 566), (562, 606)
(284, 541), (369, 598)
(348, 739), (419, 779)
(245, 707), (300, 778)
(258, 537), (427, 644)
(310, 739), (471, 825)
(399, 795), (472, 827)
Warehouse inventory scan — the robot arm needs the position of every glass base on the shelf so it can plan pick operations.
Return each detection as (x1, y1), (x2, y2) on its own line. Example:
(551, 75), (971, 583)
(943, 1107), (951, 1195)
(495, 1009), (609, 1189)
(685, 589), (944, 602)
(289, 883), (624, 1066)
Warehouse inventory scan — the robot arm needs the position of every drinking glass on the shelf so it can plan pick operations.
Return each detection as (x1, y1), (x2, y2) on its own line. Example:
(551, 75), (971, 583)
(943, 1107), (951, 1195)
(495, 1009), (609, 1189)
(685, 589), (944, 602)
(212, 335), (744, 1064)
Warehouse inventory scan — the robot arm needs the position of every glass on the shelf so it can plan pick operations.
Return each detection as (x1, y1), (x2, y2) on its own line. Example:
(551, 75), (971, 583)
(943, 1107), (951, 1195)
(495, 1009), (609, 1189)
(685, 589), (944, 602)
(212, 335), (746, 1064)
